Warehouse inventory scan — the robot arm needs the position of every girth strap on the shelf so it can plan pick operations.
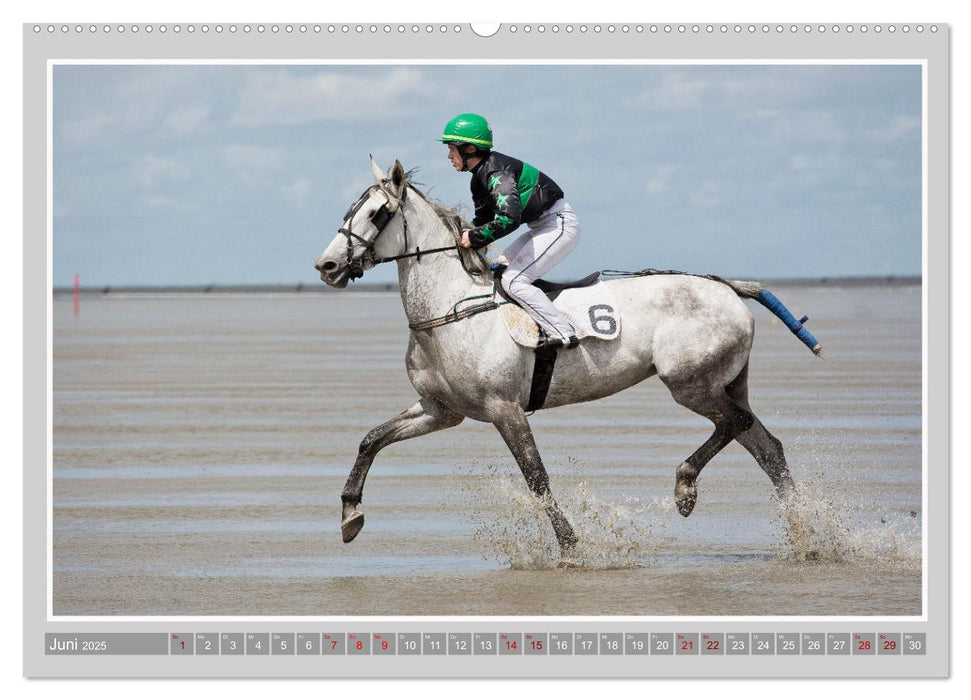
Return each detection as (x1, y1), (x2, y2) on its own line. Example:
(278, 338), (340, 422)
(526, 345), (558, 412)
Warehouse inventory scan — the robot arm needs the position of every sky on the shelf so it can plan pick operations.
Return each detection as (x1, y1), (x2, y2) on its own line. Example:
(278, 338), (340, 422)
(51, 63), (922, 287)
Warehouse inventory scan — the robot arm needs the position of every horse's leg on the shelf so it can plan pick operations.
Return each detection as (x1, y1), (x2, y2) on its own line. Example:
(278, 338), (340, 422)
(340, 397), (464, 542)
(663, 379), (755, 517)
(725, 362), (796, 501)
(725, 363), (816, 556)
(493, 407), (579, 559)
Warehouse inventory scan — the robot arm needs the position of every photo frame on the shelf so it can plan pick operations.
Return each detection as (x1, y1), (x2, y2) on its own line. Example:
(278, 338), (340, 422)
(24, 21), (949, 679)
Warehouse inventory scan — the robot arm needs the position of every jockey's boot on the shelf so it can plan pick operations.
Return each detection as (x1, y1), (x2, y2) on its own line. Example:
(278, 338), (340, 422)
(535, 332), (580, 352)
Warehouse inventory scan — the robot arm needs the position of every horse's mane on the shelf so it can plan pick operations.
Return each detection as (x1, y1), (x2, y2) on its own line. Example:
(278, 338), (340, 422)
(404, 170), (492, 276)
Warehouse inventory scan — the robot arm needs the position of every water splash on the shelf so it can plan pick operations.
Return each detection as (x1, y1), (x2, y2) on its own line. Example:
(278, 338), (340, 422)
(774, 475), (921, 568)
(466, 471), (671, 570)
(457, 461), (920, 572)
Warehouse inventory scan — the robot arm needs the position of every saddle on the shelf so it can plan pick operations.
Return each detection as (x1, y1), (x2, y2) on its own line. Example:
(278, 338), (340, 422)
(533, 271), (603, 297)
(491, 264), (622, 350)
(491, 263), (602, 304)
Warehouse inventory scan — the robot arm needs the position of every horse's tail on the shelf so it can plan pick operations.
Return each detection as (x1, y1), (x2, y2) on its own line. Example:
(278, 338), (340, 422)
(724, 279), (823, 357)
(601, 270), (823, 357)
(722, 279), (764, 299)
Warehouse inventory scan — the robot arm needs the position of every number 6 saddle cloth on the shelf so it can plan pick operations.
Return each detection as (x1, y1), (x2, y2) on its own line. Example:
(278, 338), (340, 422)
(496, 272), (622, 349)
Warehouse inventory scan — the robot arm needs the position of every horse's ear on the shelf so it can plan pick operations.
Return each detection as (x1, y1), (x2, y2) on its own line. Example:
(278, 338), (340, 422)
(370, 154), (384, 184)
(390, 160), (406, 196)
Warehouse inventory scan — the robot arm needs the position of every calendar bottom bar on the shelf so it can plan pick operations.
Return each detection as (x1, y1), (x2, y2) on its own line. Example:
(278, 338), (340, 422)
(44, 632), (927, 657)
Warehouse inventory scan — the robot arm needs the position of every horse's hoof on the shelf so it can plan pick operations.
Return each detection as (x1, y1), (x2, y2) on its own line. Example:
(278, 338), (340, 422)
(676, 496), (696, 517)
(674, 481), (697, 517)
(674, 463), (698, 517)
(341, 511), (365, 543)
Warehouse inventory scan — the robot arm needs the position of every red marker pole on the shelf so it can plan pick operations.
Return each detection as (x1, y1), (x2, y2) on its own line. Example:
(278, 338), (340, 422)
(74, 273), (79, 317)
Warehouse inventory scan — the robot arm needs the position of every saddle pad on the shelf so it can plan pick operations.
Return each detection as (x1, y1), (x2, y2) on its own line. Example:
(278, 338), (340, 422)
(499, 281), (622, 348)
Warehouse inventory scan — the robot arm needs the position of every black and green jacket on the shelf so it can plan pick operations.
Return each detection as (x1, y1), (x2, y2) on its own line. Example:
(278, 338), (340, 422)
(466, 151), (564, 249)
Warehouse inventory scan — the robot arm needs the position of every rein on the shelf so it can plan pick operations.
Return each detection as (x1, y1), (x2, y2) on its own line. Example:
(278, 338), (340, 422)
(601, 268), (729, 284)
(373, 244), (460, 266)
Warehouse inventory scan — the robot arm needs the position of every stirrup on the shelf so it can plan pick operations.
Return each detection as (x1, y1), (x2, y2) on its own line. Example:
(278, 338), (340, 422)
(535, 333), (580, 352)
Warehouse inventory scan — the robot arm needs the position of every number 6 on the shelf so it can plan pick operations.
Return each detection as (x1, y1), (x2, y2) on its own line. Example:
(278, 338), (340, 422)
(588, 304), (617, 334)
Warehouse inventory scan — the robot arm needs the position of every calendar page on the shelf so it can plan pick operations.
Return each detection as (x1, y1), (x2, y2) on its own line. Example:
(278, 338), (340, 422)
(23, 20), (949, 679)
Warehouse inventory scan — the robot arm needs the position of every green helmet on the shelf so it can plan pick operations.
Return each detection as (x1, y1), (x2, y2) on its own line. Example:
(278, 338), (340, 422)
(438, 113), (493, 149)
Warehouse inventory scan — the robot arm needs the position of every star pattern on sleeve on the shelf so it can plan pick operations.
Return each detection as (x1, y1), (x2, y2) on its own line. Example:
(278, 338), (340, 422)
(468, 168), (524, 248)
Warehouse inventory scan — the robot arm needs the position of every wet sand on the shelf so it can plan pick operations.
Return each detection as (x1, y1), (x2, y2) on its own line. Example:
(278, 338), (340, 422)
(52, 285), (922, 616)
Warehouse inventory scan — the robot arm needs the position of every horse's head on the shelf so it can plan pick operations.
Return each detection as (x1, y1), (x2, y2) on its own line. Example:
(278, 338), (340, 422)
(315, 156), (408, 288)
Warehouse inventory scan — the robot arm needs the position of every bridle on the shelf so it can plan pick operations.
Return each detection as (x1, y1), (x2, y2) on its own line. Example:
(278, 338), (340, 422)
(337, 183), (483, 280)
(337, 184), (403, 280)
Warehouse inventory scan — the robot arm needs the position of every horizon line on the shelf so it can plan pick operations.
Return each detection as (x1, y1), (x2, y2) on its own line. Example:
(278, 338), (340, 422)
(52, 274), (922, 296)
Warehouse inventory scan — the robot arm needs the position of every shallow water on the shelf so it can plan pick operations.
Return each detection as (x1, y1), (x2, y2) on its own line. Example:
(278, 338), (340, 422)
(51, 285), (922, 616)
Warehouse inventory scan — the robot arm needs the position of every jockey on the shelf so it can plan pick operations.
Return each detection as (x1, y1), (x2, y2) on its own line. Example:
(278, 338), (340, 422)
(439, 113), (581, 351)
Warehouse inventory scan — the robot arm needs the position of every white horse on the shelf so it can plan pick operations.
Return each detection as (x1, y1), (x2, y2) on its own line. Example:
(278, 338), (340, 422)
(316, 158), (815, 562)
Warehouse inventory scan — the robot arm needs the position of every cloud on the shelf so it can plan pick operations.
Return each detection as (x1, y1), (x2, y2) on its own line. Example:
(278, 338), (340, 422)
(56, 67), (222, 144)
(786, 152), (843, 188)
(282, 176), (313, 202)
(164, 105), (211, 136)
(58, 113), (116, 144)
(338, 178), (374, 203)
(142, 194), (202, 212)
(228, 68), (432, 128)
(688, 181), (721, 208)
(630, 72), (712, 111)
(625, 69), (797, 113)
(137, 155), (189, 187)
(220, 144), (287, 173)
(721, 74), (797, 101)
(865, 115), (920, 143)
(645, 164), (677, 195)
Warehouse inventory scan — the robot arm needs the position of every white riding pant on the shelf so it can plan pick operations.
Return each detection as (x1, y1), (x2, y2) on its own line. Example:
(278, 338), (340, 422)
(500, 200), (580, 341)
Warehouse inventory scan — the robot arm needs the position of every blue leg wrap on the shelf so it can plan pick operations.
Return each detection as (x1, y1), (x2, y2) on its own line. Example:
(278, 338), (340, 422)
(755, 289), (821, 355)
